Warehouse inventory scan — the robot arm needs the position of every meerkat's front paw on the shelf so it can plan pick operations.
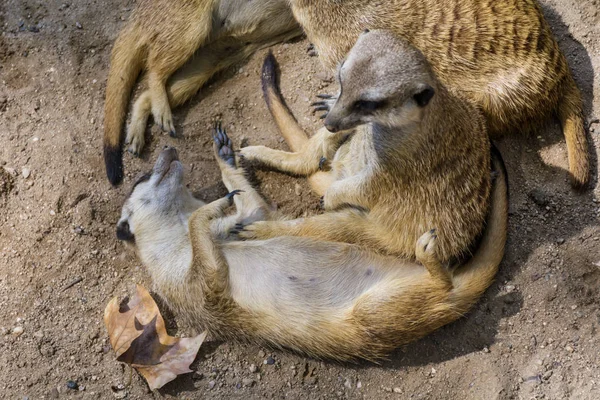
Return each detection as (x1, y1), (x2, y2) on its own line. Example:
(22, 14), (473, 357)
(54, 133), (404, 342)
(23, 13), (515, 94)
(238, 145), (269, 163)
(415, 229), (439, 265)
(213, 121), (236, 168)
(231, 221), (274, 240)
(307, 43), (318, 57)
(311, 94), (337, 119)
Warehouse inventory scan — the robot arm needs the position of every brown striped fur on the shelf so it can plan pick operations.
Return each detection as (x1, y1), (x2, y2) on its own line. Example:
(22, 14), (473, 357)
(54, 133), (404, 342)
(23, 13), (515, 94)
(290, 0), (589, 188)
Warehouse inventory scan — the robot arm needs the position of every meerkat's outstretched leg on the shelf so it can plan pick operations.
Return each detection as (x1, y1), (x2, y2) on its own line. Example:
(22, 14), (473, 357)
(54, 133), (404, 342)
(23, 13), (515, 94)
(237, 208), (376, 248)
(240, 128), (348, 176)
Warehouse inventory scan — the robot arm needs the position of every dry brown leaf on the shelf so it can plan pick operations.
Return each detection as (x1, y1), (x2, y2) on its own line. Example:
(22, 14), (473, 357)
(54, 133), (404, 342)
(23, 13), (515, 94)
(104, 284), (206, 390)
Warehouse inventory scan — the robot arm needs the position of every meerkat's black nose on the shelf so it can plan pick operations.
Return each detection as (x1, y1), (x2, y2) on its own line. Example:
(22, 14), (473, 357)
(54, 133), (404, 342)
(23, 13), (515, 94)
(324, 120), (340, 133)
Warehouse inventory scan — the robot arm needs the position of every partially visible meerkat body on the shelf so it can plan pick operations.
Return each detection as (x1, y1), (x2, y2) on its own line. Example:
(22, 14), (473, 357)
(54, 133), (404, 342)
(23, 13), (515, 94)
(117, 125), (508, 361)
(239, 31), (491, 262)
(289, 0), (589, 188)
(103, 0), (300, 185)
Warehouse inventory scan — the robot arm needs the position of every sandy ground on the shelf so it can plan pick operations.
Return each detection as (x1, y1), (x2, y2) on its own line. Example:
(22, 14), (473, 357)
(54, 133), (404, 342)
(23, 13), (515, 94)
(1, 0), (599, 399)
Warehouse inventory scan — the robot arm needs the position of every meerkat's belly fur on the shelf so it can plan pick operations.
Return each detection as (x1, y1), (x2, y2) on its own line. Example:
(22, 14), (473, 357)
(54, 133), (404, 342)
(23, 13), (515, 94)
(119, 136), (508, 361)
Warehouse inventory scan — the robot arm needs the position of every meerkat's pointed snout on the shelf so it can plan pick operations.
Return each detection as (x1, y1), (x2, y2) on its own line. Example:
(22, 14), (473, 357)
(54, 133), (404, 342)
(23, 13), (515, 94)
(324, 118), (340, 133)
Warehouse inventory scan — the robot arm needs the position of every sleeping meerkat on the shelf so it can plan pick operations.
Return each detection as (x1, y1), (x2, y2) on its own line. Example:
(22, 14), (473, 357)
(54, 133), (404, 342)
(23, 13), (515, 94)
(116, 125), (508, 361)
(289, 0), (590, 188)
(239, 31), (491, 263)
(103, 0), (300, 185)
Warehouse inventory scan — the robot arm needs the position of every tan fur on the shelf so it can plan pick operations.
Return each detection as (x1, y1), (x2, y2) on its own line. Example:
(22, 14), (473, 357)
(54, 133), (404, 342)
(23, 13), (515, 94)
(104, 0), (588, 188)
(103, 0), (300, 185)
(289, 0), (589, 188)
(240, 34), (491, 263)
(117, 135), (508, 361)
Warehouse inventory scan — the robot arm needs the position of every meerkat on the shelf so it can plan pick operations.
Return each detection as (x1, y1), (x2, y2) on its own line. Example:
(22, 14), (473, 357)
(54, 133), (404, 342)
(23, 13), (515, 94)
(104, 0), (588, 189)
(238, 31), (491, 263)
(103, 0), (300, 185)
(288, 0), (589, 188)
(116, 124), (508, 361)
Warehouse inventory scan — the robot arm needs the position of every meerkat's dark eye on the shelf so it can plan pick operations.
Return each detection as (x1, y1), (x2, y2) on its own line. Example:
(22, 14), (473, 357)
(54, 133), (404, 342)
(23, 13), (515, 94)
(413, 85), (435, 107)
(353, 100), (385, 112)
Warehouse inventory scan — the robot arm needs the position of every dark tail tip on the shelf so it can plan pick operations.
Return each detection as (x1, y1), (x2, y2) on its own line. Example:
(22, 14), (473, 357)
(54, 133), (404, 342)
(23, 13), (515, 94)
(105, 144), (124, 186)
(490, 142), (509, 201)
(261, 51), (281, 107)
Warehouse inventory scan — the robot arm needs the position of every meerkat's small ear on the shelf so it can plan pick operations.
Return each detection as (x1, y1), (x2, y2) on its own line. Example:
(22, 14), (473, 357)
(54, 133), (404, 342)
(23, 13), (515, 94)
(413, 84), (435, 107)
(116, 220), (135, 242)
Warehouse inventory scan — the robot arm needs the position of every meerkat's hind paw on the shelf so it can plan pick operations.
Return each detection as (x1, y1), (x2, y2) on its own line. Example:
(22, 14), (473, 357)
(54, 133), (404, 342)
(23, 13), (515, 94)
(416, 228), (438, 259)
(213, 121), (236, 167)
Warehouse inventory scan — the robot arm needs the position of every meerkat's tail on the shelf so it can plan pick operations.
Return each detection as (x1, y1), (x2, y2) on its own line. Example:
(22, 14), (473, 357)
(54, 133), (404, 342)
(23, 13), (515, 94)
(557, 76), (590, 189)
(450, 144), (508, 308)
(261, 51), (310, 152)
(103, 24), (146, 185)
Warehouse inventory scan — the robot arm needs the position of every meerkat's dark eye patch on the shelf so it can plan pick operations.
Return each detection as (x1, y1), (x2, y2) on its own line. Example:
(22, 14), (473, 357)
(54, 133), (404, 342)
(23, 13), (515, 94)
(413, 85), (435, 107)
(116, 220), (135, 242)
(353, 99), (386, 112)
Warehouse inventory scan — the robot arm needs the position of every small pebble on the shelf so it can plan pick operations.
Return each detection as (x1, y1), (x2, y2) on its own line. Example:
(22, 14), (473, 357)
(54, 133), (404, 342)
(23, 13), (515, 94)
(265, 356), (275, 365)
(249, 364), (257, 373)
(258, 350), (266, 358)
(208, 380), (216, 389)
(75, 22), (83, 29)
(22, 167), (31, 179)
(356, 381), (362, 389)
(393, 387), (402, 393)
(12, 326), (24, 336)
(66, 381), (78, 390)
(565, 345), (574, 353)
(242, 378), (255, 387)
(482, 346), (490, 353)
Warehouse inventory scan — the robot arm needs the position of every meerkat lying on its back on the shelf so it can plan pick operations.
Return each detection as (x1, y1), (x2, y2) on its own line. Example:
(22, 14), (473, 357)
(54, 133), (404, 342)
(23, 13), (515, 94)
(117, 124), (508, 361)
(239, 31), (491, 263)
(289, 0), (589, 188)
(103, 0), (300, 185)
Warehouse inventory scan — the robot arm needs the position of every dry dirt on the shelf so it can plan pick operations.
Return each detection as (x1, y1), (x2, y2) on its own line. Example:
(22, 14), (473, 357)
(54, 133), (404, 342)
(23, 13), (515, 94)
(1, 0), (600, 399)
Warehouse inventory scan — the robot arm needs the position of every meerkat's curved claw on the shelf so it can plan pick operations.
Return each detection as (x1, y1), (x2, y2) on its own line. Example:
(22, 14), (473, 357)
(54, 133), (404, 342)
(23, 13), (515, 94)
(318, 157), (328, 171)
(307, 43), (318, 57)
(311, 94), (337, 118)
(225, 190), (244, 205)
